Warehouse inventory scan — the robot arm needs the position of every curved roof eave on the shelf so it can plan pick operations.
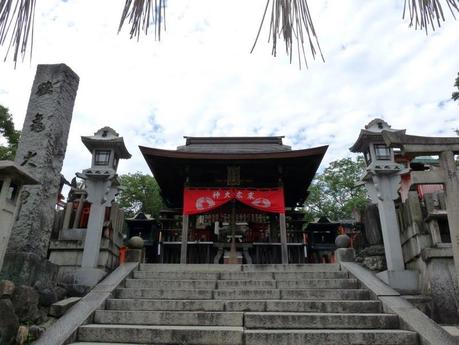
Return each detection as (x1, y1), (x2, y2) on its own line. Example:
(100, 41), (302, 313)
(139, 145), (328, 161)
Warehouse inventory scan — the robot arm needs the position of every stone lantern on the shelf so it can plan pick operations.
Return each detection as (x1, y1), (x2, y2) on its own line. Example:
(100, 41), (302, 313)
(0, 161), (39, 270)
(350, 119), (418, 291)
(75, 127), (131, 287)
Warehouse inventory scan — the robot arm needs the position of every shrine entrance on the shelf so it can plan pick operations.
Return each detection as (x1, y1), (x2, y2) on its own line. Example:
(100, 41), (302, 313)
(140, 136), (328, 264)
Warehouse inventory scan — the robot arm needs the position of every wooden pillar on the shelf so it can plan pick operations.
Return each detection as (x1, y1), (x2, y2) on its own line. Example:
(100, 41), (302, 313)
(439, 150), (459, 287)
(279, 213), (288, 264)
(180, 214), (189, 264)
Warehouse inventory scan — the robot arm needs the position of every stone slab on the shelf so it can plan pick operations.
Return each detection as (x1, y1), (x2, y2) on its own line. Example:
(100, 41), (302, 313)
(49, 297), (81, 317)
(133, 271), (220, 280)
(116, 288), (213, 300)
(138, 264), (242, 272)
(279, 289), (371, 300)
(125, 279), (217, 290)
(244, 312), (399, 329)
(276, 279), (359, 289)
(94, 310), (244, 326)
(244, 329), (418, 345)
(78, 325), (244, 345)
(106, 299), (226, 312)
(241, 264), (340, 272)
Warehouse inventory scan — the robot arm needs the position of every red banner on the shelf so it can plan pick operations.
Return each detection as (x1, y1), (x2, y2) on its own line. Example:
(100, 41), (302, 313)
(183, 188), (285, 215)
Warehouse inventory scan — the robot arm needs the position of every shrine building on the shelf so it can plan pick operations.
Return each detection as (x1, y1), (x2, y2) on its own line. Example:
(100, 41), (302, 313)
(140, 136), (327, 264)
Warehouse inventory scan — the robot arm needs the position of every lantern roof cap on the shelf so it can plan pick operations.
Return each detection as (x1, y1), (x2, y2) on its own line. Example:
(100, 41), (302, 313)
(0, 161), (39, 185)
(350, 118), (405, 153)
(81, 127), (131, 159)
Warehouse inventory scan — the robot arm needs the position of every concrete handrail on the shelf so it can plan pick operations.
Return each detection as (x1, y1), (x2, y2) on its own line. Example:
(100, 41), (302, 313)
(341, 262), (458, 345)
(33, 262), (138, 345)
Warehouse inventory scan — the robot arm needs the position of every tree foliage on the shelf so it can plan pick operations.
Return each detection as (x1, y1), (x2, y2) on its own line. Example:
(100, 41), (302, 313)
(0, 104), (21, 160)
(303, 157), (368, 222)
(117, 172), (165, 218)
(453, 72), (459, 102)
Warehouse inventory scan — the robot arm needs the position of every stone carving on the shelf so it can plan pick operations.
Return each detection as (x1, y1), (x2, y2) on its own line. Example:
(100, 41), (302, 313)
(20, 151), (37, 167)
(30, 113), (45, 133)
(35, 81), (54, 96)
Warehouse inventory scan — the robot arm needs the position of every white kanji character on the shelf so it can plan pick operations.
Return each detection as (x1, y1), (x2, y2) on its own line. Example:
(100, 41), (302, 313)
(247, 192), (255, 200)
(224, 191), (231, 198)
(236, 191), (243, 199)
(212, 191), (221, 199)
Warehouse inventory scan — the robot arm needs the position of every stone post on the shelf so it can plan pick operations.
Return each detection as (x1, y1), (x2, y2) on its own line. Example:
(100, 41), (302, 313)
(439, 151), (459, 286)
(7, 64), (79, 259)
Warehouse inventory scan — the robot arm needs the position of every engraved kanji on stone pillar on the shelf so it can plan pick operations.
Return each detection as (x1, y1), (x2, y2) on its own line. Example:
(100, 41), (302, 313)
(7, 64), (79, 259)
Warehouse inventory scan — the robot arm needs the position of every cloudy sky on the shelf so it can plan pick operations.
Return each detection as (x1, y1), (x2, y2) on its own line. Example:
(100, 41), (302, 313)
(0, 0), (458, 181)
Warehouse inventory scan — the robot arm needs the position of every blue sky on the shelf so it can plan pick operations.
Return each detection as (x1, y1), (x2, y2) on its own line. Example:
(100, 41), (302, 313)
(0, 0), (458, 181)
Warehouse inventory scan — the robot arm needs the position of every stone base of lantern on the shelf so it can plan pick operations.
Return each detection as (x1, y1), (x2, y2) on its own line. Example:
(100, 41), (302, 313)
(377, 269), (419, 293)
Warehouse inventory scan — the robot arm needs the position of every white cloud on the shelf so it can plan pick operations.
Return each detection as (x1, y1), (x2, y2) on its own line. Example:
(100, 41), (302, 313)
(0, 0), (458, 181)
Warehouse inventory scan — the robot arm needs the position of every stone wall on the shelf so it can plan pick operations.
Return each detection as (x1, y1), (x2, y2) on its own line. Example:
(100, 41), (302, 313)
(396, 190), (459, 324)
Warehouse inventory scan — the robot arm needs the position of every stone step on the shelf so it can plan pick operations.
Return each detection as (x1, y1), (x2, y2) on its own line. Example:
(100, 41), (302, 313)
(274, 271), (350, 279)
(219, 272), (276, 280)
(244, 312), (399, 329)
(94, 310), (243, 326)
(115, 288), (213, 300)
(106, 299), (382, 313)
(279, 289), (371, 300)
(244, 329), (418, 345)
(214, 288), (371, 300)
(126, 279), (359, 290)
(138, 264), (242, 273)
(78, 325), (243, 344)
(133, 271), (220, 280)
(241, 264), (341, 272)
(125, 279), (218, 289)
(276, 279), (359, 289)
(132, 270), (349, 280)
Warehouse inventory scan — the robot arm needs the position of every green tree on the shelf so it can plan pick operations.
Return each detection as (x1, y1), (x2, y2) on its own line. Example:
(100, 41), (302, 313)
(303, 157), (368, 221)
(453, 72), (459, 102)
(117, 172), (165, 218)
(0, 104), (21, 160)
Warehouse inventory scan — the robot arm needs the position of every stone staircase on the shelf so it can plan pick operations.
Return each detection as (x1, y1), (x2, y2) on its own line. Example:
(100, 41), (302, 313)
(70, 264), (418, 345)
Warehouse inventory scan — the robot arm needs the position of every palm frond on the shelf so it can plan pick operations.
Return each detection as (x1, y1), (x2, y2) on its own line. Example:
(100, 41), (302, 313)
(251, 0), (324, 69)
(118, 0), (166, 41)
(0, 0), (36, 67)
(403, 0), (459, 33)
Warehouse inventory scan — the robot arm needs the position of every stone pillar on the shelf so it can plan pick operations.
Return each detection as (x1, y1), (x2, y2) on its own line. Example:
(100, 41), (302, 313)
(374, 175), (405, 272)
(180, 215), (189, 264)
(279, 213), (288, 264)
(439, 151), (459, 287)
(75, 178), (117, 286)
(7, 64), (79, 259)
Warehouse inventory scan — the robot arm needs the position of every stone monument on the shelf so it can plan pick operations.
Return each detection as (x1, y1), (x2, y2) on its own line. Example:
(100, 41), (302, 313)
(2, 64), (79, 285)
(74, 127), (131, 287)
(350, 119), (418, 291)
